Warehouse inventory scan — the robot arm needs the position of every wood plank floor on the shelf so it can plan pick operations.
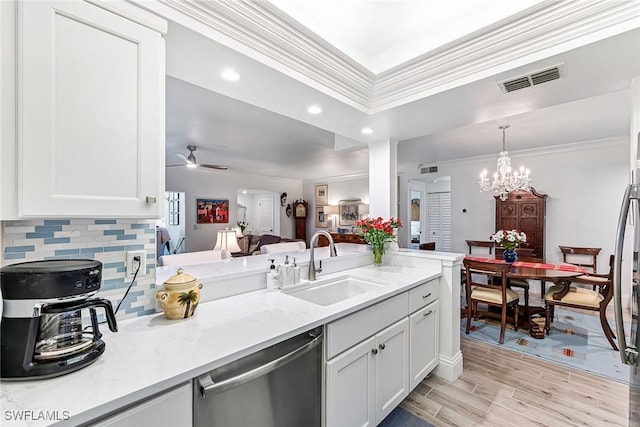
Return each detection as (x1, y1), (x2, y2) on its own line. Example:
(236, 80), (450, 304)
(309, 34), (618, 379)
(402, 337), (630, 426)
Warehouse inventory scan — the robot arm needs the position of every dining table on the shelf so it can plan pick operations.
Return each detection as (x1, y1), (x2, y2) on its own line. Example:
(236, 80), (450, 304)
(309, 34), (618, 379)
(463, 256), (586, 338)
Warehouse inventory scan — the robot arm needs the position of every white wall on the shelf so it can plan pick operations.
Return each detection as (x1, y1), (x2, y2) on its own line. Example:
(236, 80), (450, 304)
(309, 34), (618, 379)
(303, 176), (369, 241)
(401, 137), (628, 272)
(166, 168), (303, 252)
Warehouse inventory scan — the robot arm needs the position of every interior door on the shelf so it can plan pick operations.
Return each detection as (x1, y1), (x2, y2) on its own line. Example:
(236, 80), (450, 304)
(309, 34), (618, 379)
(258, 193), (278, 235)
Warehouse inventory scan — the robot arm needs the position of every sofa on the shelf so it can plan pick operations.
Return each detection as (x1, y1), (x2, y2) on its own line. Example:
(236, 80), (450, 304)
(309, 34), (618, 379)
(233, 234), (304, 257)
(260, 241), (306, 255)
(158, 249), (226, 266)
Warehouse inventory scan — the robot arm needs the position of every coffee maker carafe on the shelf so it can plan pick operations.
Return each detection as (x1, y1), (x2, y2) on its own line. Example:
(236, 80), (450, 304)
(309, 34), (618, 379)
(1, 259), (118, 380)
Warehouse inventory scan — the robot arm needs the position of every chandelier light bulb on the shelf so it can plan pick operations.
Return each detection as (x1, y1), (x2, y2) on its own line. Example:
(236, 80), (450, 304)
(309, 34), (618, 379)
(478, 125), (532, 201)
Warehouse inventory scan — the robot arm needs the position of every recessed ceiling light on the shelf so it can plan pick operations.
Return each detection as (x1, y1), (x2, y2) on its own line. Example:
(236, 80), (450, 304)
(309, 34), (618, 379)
(221, 69), (241, 81)
(361, 127), (374, 135)
(307, 105), (322, 115)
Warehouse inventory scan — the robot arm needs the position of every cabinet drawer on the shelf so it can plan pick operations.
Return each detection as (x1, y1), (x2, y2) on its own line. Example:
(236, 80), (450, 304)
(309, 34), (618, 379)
(408, 280), (438, 313)
(327, 293), (408, 359)
(89, 383), (191, 426)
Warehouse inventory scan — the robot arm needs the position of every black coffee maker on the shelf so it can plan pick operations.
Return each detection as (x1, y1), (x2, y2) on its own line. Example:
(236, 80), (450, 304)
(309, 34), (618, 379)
(1, 259), (118, 380)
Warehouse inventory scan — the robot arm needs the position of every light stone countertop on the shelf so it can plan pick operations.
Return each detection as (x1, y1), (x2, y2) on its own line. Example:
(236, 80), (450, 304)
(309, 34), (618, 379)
(0, 252), (444, 427)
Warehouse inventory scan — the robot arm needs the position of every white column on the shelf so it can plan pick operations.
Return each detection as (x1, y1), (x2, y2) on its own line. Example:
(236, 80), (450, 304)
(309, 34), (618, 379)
(368, 139), (398, 218)
(433, 257), (464, 382)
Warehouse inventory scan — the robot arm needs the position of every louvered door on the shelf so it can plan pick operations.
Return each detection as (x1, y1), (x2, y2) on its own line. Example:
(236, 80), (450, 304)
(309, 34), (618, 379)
(427, 192), (451, 251)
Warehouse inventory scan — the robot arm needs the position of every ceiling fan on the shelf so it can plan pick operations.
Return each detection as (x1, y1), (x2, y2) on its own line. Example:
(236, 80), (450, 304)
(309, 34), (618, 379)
(167, 145), (228, 170)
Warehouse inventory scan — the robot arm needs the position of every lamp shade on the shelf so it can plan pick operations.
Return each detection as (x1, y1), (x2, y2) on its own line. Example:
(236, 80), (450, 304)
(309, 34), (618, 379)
(214, 229), (241, 253)
(324, 205), (339, 215)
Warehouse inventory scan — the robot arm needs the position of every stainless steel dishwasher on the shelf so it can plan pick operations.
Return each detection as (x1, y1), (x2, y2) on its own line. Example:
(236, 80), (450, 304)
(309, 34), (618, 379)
(194, 326), (323, 427)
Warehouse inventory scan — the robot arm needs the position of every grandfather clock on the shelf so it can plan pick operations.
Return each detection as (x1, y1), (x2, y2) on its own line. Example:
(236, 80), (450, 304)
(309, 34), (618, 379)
(495, 188), (547, 257)
(292, 200), (308, 242)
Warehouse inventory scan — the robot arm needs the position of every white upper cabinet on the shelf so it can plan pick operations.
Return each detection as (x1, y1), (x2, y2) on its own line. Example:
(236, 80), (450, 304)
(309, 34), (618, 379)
(16, 0), (165, 218)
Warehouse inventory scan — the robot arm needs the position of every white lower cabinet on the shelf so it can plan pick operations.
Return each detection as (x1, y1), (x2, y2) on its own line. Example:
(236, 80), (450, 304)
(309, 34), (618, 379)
(326, 318), (409, 427)
(409, 300), (440, 390)
(374, 318), (410, 423)
(326, 336), (376, 427)
(325, 279), (440, 426)
(89, 382), (192, 426)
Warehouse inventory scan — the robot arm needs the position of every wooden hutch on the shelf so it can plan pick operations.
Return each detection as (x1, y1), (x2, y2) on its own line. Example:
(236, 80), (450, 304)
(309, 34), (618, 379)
(495, 188), (547, 258)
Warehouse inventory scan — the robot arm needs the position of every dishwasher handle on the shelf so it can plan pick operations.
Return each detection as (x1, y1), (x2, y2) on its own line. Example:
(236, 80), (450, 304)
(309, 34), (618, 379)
(198, 331), (323, 398)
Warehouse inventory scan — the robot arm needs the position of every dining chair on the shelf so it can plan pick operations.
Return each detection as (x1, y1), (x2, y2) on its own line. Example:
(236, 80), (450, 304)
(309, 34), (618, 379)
(558, 245), (601, 273)
(466, 240), (494, 255)
(544, 255), (616, 350)
(463, 259), (519, 344)
(558, 245), (602, 291)
(462, 240), (496, 290)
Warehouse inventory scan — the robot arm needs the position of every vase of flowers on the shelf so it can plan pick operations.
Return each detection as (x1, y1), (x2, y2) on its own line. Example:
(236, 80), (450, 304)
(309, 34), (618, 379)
(355, 217), (402, 266)
(490, 229), (527, 263)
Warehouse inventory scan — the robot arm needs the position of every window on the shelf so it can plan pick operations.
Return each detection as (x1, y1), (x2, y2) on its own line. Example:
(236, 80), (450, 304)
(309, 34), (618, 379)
(167, 192), (180, 225)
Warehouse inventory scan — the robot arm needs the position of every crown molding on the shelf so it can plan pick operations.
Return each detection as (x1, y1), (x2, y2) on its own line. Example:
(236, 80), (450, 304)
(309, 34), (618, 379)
(428, 136), (627, 168)
(154, 0), (639, 114)
(158, 0), (374, 111)
(371, 0), (640, 112)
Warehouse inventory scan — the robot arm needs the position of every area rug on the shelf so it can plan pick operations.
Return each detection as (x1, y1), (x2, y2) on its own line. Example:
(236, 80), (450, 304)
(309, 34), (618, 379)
(378, 406), (434, 427)
(461, 308), (631, 384)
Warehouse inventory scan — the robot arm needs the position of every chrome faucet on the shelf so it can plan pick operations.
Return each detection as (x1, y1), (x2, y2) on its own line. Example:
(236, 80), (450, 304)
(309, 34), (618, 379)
(308, 230), (337, 281)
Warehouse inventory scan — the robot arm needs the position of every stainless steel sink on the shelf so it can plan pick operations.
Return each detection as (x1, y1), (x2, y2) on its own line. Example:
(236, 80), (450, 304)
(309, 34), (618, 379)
(283, 276), (384, 306)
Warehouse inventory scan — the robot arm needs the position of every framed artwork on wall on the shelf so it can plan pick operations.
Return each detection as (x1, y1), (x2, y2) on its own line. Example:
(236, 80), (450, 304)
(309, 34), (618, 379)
(315, 184), (328, 206)
(339, 199), (360, 226)
(196, 198), (229, 224)
(315, 206), (327, 228)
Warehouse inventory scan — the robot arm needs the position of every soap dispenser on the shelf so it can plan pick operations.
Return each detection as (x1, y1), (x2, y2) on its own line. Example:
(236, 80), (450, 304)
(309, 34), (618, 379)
(280, 255), (293, 287)
(292, 257), (301, 285)
(267, 259), (279, 292)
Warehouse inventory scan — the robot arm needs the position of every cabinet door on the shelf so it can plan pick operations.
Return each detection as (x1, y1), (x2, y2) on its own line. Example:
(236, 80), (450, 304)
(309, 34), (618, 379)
(375, 318), (409, 424)
(495, 189), (546, 257)
(326, 336), (376, 427)
(18, 1), (164, 218)
(409, 300), (440, 390)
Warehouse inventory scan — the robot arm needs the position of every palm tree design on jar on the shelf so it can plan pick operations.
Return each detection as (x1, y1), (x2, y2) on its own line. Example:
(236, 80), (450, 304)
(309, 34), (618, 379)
(177, 290), (199, 319)
(156, 268), (203, 320)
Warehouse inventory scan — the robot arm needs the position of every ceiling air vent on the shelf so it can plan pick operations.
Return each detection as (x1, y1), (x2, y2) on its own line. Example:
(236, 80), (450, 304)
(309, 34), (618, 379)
(502, 76), (531, 92)
(420, 165), (438, 174)
(498, 63), (566, 93)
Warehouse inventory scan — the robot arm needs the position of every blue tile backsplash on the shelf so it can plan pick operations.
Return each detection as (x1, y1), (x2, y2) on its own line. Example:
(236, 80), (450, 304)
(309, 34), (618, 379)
(1, 219), (158, 320)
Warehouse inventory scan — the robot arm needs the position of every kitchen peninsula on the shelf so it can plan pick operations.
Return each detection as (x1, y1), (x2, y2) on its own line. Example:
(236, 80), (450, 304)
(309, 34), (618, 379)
(0, 245), (463, 426)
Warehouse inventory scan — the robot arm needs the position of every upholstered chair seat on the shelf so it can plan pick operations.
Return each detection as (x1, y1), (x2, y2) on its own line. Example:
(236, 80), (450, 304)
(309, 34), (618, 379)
(471, 287), (519, 305)
(545, 285), (604, 307)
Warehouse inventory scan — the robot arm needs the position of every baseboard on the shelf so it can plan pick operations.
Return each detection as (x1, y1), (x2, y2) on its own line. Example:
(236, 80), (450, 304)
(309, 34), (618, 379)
(432, 350), (463, 382)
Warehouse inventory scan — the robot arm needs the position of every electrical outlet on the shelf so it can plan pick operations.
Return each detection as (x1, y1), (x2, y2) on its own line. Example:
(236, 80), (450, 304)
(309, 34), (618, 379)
(126, 250), (147, 277)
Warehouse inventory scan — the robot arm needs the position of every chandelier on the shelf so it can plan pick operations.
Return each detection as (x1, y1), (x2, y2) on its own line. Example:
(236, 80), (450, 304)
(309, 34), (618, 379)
(479, 125), (532, 201)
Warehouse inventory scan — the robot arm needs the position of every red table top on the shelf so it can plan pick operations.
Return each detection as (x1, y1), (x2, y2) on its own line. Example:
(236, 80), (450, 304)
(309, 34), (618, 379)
(464, 256), (588, 274)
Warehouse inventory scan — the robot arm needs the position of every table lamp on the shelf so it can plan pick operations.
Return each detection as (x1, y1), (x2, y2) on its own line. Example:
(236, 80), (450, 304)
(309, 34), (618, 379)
(214, 229), (242, 258)
(324, 205), (339, 232)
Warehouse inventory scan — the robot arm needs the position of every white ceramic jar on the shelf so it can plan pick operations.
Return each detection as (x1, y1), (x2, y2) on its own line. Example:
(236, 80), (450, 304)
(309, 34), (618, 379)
(156, 268), (203, 320)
